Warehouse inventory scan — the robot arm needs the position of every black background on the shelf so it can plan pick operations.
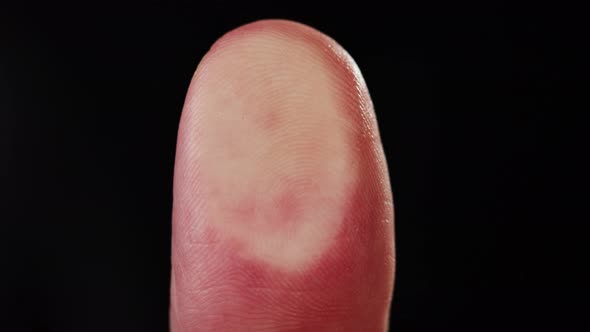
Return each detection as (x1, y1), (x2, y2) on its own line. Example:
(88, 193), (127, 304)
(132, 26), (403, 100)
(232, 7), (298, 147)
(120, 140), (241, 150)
(1, 1), (588, 331)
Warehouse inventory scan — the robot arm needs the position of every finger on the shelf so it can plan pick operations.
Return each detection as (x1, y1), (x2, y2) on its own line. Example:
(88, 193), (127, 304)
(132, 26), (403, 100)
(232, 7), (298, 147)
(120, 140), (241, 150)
(170, 19), (394, 332)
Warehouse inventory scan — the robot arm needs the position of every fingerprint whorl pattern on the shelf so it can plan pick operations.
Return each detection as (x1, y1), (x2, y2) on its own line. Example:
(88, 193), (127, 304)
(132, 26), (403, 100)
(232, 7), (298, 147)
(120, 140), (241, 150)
(184, 24), (361, 270)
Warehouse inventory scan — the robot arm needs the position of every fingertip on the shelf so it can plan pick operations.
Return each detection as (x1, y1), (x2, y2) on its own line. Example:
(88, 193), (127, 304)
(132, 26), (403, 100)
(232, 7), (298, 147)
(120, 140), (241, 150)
(172, 19), (394, 331)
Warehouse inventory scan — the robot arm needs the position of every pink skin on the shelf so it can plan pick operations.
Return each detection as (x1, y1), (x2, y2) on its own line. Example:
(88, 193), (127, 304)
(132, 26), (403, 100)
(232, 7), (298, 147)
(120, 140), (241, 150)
(171, 20), (395, 332)
(221, 175), (306, 232)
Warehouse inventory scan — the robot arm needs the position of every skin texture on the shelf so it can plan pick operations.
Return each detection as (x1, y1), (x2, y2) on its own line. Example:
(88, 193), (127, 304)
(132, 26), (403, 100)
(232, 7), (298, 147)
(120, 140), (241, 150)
(171, 20), (395, 331)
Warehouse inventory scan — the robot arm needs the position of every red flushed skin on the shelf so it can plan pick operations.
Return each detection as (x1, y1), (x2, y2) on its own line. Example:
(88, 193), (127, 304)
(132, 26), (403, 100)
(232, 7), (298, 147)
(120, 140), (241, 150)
(171, 20), (394, 332)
